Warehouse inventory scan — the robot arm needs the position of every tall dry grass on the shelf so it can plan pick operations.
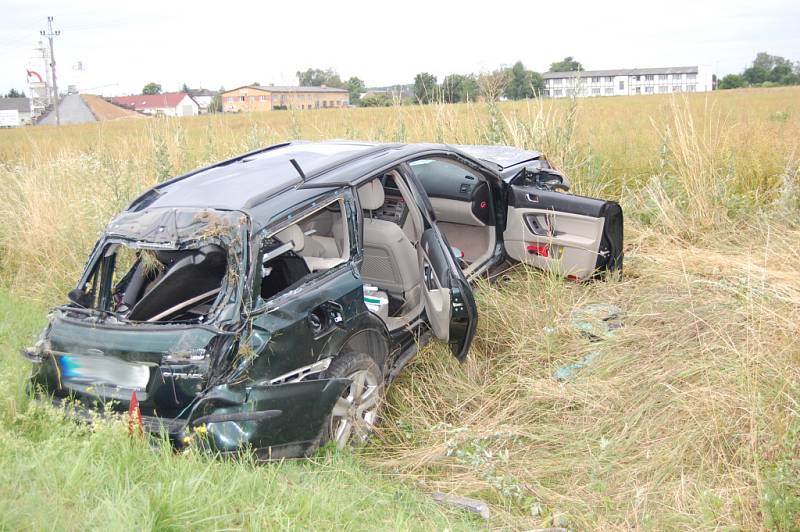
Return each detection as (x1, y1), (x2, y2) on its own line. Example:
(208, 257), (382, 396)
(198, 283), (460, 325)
(1, 87), (799, 529)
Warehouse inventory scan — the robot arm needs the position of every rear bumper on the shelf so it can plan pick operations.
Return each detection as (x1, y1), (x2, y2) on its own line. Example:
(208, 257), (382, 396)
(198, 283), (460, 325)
(36, 376), (350, 458)
(41, 397), (190, 443)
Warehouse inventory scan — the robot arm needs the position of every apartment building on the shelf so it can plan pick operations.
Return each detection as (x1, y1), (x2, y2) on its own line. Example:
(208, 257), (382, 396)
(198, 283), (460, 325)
(222, 85), (349, 112)
(543, 66), (713, 98)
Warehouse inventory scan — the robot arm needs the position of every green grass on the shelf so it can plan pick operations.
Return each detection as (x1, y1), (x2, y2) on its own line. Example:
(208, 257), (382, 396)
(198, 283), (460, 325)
(0, 289), (479, 531)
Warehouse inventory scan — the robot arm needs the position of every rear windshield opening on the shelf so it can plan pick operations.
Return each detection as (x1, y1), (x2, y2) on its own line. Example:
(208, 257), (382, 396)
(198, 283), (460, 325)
(114, 245), (228, 322)
(75, 243), (230, 324)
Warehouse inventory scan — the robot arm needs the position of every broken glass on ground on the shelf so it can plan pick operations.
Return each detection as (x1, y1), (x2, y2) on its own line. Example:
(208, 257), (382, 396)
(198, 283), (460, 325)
(553, 303), (625, 381)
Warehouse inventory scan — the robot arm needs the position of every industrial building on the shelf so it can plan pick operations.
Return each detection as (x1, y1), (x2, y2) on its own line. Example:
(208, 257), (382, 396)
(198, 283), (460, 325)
(543, 66), (713, 98)
(221, 85), (349, 112)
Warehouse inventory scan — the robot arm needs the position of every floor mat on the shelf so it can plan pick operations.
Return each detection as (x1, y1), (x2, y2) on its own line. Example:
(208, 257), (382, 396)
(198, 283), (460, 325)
(438, 222), (490, 263)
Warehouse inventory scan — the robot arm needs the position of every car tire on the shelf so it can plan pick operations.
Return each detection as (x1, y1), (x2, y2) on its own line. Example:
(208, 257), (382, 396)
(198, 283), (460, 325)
(318, 351), (384, 450)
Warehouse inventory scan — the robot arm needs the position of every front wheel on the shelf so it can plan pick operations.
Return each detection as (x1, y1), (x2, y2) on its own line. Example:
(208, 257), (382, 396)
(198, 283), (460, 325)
(321, 351), (383, 449)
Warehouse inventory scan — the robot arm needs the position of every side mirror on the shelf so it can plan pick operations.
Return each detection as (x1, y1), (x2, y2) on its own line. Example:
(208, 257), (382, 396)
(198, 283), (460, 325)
(522, 166), (571, 192)
(67, 288), (93, 308)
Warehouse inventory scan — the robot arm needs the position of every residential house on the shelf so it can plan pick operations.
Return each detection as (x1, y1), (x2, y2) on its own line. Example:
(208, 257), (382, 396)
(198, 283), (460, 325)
(110, 92), (199, 117)
(187, 88), (216, 114)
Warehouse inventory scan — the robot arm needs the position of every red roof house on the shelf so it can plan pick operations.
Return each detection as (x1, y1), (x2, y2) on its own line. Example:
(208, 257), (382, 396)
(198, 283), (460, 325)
(110, 92), (198, 117)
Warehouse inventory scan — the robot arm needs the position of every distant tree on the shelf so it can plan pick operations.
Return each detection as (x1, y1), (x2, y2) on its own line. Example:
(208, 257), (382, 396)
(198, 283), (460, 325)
(296, 68), (344, 88)
(504, 61), (544, 100)
(5, 88), (26, 98)
(209, 87), (224, 113)
(142, 82), (162, 95)
(413, 72), (438, 104)
(477, 69), (510, 102)
(461, 75), (480, 102)
(359, 93), (392, 107)
(718, 74), (745, 90)
(743, 65), (769, 85)
(181, 83), (190, 93)
(530, 71), (545, 95)
(441, 74), (466, 103)
(346, 76), (365, 104)
(752, 52), (794, 73)
(722, 52), (800, 89)
(549, 56), (583, 72)
(506, 62), (531, 99)
(768, 62), (798, 84)
(440, 74), (480, 103)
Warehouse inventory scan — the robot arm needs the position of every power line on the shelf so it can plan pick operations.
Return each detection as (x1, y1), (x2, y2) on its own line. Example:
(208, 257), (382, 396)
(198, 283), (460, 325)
(40, 16), (61, 126)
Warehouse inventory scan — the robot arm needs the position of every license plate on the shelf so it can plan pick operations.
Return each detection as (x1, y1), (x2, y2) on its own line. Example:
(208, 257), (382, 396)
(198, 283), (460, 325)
(59, 355), (151, 391)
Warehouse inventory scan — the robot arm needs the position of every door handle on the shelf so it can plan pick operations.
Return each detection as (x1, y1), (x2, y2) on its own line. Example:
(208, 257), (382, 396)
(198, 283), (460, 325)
(524, 214), (550, 236)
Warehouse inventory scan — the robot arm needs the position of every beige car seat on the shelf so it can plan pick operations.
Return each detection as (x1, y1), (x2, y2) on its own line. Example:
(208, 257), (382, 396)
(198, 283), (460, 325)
(357, 180), (420, 296)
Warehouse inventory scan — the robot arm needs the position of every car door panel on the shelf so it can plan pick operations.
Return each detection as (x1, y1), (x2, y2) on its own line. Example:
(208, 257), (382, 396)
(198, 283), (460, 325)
(417, 224), (477, 360)
(504, 186), (623, 279)
(400, 164), (478, 361)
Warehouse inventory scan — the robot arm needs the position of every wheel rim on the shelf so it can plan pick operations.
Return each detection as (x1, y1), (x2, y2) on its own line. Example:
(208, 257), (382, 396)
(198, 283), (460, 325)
(329, 369), (380, 449)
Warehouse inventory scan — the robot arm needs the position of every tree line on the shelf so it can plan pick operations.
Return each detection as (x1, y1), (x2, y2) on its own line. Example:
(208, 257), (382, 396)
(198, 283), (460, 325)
(345, 57), (583, 107)
(718, 52), (799, 89)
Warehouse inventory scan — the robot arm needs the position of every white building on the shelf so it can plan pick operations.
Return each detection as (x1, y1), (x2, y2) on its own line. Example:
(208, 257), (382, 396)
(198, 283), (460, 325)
(543, 66), (713, 98)
(0, 98), (32, 127)
(187, 89), (215, 114)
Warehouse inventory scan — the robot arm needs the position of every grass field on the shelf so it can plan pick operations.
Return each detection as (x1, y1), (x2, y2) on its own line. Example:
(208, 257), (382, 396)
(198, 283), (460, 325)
(1, 87), (799, 530)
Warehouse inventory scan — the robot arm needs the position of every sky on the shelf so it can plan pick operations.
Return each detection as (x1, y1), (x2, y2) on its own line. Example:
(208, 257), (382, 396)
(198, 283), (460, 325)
(0, 0), (799, 96)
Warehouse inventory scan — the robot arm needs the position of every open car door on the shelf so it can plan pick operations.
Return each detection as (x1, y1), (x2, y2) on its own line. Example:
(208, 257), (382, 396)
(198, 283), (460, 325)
(504, 186), (623, 280)
(417, 227), (478, 361)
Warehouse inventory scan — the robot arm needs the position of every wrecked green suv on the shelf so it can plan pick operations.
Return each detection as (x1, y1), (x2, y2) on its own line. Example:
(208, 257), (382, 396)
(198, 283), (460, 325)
(23, 141), (623, 458)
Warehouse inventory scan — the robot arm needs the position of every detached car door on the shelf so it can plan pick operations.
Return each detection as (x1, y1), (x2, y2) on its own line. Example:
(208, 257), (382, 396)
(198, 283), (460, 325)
(504, 185), (623, 280)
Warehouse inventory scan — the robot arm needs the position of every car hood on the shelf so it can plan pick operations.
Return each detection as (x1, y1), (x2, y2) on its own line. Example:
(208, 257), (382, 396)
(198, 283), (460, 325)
(453, 144), (545, 180)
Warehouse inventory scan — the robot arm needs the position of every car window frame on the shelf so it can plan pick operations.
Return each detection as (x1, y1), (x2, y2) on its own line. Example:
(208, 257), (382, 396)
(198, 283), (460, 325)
(251, 192), (355, 311)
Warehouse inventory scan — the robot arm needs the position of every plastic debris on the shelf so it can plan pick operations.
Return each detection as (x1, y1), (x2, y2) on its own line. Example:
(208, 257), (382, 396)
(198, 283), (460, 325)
(569, 303), (625, 341)
(431, 492), (491, 520)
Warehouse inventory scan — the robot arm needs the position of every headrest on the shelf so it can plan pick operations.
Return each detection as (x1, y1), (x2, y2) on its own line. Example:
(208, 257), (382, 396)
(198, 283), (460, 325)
(275, 224), (304, 252)
(357, 180), (385, 210)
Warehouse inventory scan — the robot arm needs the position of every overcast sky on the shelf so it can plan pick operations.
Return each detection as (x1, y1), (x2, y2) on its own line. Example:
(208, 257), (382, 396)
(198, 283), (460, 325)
(1, 0), (799, 96)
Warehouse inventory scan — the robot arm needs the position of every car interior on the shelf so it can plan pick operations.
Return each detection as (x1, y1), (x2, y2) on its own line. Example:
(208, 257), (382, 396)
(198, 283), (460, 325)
(110, 244), (229, 323)
(257, 160), (498, 332)
(259, 198), (350, 300)
(407, 158), (496, 276)
(357, 171), (425, 331)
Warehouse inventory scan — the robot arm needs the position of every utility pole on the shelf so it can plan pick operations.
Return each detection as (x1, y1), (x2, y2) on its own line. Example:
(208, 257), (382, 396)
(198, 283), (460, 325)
(40, 16), (61, 126)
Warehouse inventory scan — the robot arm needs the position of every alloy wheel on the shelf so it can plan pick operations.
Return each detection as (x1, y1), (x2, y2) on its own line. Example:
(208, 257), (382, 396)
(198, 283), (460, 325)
(329, 369), (380, 448)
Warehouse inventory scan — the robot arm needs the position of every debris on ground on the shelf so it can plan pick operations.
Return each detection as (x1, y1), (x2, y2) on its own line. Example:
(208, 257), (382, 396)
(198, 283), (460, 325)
(431, 491), (491, 520)
(569, 303), (625, 341)
(553, 350), (603, 382)
(554, 303), (626, 381)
